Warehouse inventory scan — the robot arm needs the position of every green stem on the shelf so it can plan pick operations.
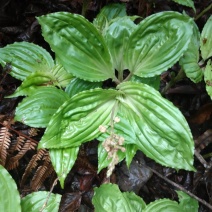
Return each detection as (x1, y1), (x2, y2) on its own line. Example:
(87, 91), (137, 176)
(195, 3), (212, 21)
(118, 70), (124, 82)
(123, 72), (133, 82)
(161, 69), (186, 95)
(82, 0), (90, 16)
(113, 76), (121, 85)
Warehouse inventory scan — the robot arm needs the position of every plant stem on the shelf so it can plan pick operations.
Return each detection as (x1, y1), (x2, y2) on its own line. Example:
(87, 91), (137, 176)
(195, 3), (212, 21)
(113, 76), (121, 85)
(161, 69), (186, 95)
(82, 0), (90, 17)
(123, 72), (133, 82)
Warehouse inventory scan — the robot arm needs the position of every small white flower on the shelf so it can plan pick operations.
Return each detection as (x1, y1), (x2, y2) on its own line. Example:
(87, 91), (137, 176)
(114, 116), (120, 123)
(98, 125), (107, 133)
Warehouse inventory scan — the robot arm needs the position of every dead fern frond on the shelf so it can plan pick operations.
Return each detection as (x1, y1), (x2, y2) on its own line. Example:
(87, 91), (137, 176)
(21, 149), (48, 187)
(28, 128), (39, 137)
(0, 122), (12, 166)
(6, 141), (32, 170)
(31, 156), (54, 191)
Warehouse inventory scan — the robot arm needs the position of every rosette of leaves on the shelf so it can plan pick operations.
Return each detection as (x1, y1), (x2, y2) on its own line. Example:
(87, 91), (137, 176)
(0, 4), (196, 187)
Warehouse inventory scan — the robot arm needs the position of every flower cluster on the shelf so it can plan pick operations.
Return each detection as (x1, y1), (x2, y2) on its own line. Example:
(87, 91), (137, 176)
(99, 117), (126, 178)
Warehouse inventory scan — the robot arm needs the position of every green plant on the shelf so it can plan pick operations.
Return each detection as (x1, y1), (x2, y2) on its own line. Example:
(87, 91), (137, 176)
(92, 183), (198, 212)
(0, 3), (197, 187)
(0, 165), (61, 212)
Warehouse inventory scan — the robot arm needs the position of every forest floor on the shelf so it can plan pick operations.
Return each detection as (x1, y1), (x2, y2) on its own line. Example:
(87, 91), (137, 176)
(0, 0), (212, 211)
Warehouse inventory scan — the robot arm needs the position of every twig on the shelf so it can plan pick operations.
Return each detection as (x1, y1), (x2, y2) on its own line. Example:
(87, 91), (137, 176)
(194, 150), (208, 168)
(39, 177), (58, 212)
(143, 164), (212, 211)
(195, 3), (212, 21)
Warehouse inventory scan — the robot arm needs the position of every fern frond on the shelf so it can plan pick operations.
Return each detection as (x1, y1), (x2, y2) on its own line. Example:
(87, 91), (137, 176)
(31, 159), (54, 191)
(21, 149), (48, 188)
(0, 124), (12, 166)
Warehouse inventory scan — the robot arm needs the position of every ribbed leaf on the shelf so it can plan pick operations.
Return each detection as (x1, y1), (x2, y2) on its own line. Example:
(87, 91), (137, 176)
(38, 88), (119, 149)
(180, 21), (203, 83)
(130, 75), (160, 90)
(200, 15), (212, 60)
(143, 199), (180, 212)
(105, 16), (137, 72)
(171, 0), (195, 11)
(177, 191), (198, 212)
(0, 42), (54, 81)
(117, 81), (195, 171)
(93, 3), (127, 33)
(15, 87), (70, 128)
(124, 11), (193, 77)
(49, 147), (79, 188)
(92, 183), (146, 212)
(0, 165), (21, 212)
(37, 12), (115, 82)
(8, 65), (72, 98)
(65, 78), (102, 98)
(21, 191), (61, 212)
(204, 60), (212, 99)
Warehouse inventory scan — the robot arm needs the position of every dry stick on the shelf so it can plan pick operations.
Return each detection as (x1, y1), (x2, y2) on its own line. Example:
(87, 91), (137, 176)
(144, 165), (212, 211)
(194, 150), (208, 168)
(39, 177), (59, 212)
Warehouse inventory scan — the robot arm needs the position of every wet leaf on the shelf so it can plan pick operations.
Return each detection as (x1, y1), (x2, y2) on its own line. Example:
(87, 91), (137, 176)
(124, 12), (193, 77)
(93, 3), (127, 33)
(15, 87), (69, 128)
(38, 88), (118, 149)
(0, 165), (21, 212)
(0, 42), (54, 81)
(49, 146), (79, 188)
(200, 15), (212, 60)
(93, 183), (146, 212)
(21, 191), (61, 212)
(117, 81), (195, 171)
(38, 12), (115, 82)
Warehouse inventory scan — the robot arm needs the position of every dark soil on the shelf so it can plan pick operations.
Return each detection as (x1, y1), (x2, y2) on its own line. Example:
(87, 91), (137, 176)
(0, 0), (212, 211)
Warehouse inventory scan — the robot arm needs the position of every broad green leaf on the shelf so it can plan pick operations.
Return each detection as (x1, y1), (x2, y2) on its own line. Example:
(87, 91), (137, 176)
(171, 0), (195, 11)
(177, 191), (198, 212)
(204, 60), (212, 99)
(21, 191), (61, 212)
(0, 165), (21, 212)
(37, 12), (115, 82)
(130, 75), (160, 90)
(8, 65), (73, 97)
(124, 11), (193, 77)
(92, 183), (146, 212)
(180, 21), (203, 83)
(38, 88), (119, 149)
(0, 42), (54, 81)
(200, 15), (212, 60)
(117, 81), (195, 171)
(105, 16), (137, 72)
(49, 146), (79, 188)
(15, 87), (70, 128)
(93, 3), (127, 33)
(65, 78), (102, 98)
(143, 199), (180, 212)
